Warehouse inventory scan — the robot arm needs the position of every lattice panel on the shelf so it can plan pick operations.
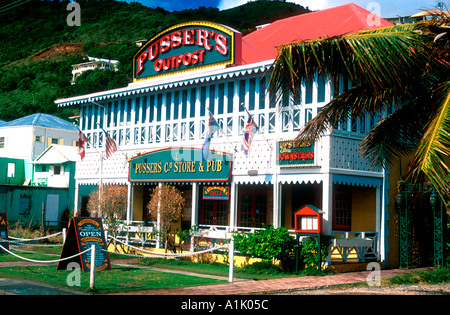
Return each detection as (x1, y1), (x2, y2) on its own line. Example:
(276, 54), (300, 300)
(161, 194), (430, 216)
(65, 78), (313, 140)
(210, 138), (273, 176)
(76, 151), (129, 184)
(330, 136), (381, 172)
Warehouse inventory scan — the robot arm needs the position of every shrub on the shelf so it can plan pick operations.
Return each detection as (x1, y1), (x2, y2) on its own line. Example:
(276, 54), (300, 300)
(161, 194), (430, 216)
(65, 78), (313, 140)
(299, 235), (332, 269)
(233, 225), (298, 271)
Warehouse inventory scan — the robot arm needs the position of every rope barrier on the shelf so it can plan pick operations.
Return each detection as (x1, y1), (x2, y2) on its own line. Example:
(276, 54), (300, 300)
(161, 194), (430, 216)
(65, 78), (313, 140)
(0, 244), (90, 264)
(108, 235), (229, 258)
(8, 231), (62, 242)
(0, 237), (63, 247)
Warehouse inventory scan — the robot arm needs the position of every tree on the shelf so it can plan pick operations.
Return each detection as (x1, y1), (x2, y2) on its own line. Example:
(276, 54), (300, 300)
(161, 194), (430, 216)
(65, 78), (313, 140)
(86, 185), (128, 247)
(269, 17), (450, 204)
(146, 185), (185, 253)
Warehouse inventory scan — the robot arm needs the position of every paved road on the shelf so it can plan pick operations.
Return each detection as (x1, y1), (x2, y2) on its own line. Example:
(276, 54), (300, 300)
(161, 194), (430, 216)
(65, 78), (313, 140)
(0, 277), (84, 295)
(0, 259), (436, 295)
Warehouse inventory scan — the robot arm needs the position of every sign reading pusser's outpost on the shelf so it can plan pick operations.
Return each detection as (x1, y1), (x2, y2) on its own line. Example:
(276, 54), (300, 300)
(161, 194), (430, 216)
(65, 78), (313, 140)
(133, 21), (242, 81)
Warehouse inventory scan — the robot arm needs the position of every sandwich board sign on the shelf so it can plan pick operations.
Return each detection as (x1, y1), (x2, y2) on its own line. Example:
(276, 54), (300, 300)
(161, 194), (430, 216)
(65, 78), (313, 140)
(57, 217), (111, 272)
(0, 213), (8, 254)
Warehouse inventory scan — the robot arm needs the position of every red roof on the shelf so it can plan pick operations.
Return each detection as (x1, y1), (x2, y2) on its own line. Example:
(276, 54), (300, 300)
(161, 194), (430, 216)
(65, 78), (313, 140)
(241, 3), (393, 64)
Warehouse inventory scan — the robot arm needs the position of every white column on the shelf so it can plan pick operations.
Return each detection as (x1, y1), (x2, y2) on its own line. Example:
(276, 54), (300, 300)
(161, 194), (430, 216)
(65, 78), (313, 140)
(74, 181), (79, 216)
(375, 184), (381, 261)
(322, 173), (333, 235)
(190, 182), (199, 251)
(229, 181), (237, 230)
(126, 182), (133, 223)
(191, 182), (198, 226)
(273, 174), (282, 228)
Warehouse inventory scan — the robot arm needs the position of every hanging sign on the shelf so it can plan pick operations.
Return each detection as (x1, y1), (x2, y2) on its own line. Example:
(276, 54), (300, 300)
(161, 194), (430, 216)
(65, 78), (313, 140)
(57, 217), (111, 272)
(129, 147), (232, 183)
(0, 213), (8, 254)
(277, 139), (315, 167)
(203, 186), (230, 200)
(133, 21), (242, 81)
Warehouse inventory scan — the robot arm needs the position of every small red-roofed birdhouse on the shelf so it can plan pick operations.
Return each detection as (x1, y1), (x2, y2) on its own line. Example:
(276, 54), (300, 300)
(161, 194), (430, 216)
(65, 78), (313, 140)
(294, 205), (323, 234)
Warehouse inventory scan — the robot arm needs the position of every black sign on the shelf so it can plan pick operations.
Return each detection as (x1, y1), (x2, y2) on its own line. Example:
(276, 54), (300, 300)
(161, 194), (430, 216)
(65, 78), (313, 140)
(57, 217), (111, 272)
(0, 213), (8, 254)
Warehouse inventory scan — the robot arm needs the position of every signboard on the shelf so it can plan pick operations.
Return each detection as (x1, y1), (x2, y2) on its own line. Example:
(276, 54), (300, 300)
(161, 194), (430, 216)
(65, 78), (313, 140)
(57, 217), (111, 272)
(203, 186), (229, 200)
(129, 147), (232, 183)
(277, 139), (315, 167)
(0, 213), (8, 254)
(133, 21), (242, 81)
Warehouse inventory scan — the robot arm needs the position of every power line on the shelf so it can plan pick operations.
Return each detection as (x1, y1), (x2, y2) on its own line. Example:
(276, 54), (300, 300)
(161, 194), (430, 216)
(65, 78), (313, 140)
(0, 0), (32, 14)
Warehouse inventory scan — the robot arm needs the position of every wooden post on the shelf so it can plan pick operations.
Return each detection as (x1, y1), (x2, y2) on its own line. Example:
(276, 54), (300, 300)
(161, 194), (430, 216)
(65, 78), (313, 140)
(40, 202), (45, 237)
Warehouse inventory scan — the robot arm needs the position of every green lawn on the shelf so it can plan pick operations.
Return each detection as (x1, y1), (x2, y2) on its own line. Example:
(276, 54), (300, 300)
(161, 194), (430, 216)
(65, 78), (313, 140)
(0, 264), (225, 294)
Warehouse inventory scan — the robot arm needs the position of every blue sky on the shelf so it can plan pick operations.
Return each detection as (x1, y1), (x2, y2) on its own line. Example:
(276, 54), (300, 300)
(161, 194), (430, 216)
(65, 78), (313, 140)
(134, 0), (446, 18)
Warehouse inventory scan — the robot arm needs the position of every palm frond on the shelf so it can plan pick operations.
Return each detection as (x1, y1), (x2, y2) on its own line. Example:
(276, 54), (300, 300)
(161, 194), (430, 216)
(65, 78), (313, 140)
(406, 81), (450, 199)
(360, 97), (430, 168)
(269, 22), (435, 108)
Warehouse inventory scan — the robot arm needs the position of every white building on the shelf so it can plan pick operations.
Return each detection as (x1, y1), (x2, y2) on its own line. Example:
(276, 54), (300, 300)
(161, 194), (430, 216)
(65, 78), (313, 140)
(55, 5), (401, 267)
(71, 56), (120, 84)
(0, 113), (78, 160)
(31, 144), (78, 188)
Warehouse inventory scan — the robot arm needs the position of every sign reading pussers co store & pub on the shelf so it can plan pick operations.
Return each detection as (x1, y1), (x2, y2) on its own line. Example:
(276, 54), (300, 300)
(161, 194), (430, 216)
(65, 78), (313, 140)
(133, 21), (242, 81)
(129, 147), (232, 183)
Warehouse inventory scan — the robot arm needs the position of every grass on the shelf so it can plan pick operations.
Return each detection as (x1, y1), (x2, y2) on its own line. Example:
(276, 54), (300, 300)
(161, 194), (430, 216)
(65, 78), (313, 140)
(0, 264), (226, 294)
(0, 247), (324, 294)
(384, 268), (450, 286)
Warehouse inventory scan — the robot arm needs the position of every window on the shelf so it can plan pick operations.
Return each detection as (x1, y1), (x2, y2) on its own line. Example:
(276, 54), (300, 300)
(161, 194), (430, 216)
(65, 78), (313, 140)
(51, 138), (59, 144)
(7, 163), (15, 177)
(34, 135), (42, 142)
(0, 137), (5, 148)
(19, 195), (31, 215)
(333, 185), (352, 230)
(53, 165), (61, 175)
(238, 189), (267, 228)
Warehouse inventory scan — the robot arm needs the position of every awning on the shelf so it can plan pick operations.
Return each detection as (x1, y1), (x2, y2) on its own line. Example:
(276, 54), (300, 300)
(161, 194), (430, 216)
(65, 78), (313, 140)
(333, 174), (383, 188)
(277, 173), (322, 185)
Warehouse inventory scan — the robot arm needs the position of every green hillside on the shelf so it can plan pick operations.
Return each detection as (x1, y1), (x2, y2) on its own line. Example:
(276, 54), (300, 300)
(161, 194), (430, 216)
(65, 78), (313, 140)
(0, 0), (309, 121)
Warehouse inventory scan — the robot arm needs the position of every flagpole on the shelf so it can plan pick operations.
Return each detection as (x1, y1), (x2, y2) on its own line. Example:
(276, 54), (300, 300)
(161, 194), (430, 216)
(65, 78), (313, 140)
(96, 123), (128, 160)
(207, 108), (237, 153)
(239, 102), (272, 150)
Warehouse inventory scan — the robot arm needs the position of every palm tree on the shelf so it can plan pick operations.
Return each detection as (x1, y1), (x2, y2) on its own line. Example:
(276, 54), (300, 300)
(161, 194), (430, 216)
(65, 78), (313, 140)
(269, 17), (450, 204)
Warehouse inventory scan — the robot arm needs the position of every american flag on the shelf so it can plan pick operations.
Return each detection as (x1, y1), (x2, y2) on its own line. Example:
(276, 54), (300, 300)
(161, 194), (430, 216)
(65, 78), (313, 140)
(241, 115), (259, 156)
(78, 129), (88, 161)
(104, 133), (118, 159)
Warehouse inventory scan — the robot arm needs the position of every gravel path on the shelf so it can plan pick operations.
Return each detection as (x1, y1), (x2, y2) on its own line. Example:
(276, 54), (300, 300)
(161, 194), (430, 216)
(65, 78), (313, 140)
(281, 283), (450, 295)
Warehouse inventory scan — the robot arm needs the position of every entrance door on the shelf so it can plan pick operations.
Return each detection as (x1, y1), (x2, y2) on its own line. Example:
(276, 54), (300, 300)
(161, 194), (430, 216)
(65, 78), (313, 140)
(238, 190), (267, 228)
(46, 194), (59, 227)
(201, 200), (229, 226)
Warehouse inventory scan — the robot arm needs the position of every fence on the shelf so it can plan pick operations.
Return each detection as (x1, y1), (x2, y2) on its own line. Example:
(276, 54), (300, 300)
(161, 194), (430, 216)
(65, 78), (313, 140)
(0, 228), (235, 290)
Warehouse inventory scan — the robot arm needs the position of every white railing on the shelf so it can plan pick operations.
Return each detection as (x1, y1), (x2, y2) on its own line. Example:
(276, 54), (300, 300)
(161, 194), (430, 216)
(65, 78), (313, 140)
(105, 221), (157, 247)
(329, 231), (379, 263)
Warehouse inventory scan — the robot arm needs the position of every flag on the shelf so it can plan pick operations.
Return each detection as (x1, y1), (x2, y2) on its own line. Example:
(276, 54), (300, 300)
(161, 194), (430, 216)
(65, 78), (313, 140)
(78, 129), (88, 161)
(104, 132), (118, 159)
(99, 127), (118, 159)
(202, 112), (219, 160)
(241, 115), (259, 156)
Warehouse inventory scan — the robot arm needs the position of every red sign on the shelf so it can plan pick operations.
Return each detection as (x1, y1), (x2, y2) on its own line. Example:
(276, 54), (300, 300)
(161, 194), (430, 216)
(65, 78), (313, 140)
(203, 186), (230, 200)
(133, 21), (242, 81)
